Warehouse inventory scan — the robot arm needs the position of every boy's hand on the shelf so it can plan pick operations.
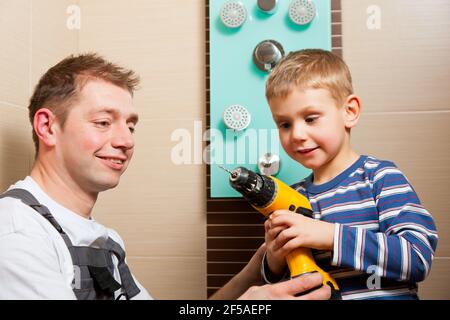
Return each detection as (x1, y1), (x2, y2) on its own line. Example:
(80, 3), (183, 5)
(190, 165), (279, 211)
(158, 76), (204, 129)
(264, 218), (289, 277)
(265, 210), (335, 270)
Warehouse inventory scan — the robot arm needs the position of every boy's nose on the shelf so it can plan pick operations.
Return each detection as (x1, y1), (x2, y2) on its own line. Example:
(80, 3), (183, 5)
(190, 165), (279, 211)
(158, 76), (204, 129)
(291, 124), (307, 142)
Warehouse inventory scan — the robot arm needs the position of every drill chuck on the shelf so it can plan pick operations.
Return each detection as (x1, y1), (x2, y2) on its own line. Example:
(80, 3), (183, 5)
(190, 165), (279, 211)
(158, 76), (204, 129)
(229, 167), (276, 208)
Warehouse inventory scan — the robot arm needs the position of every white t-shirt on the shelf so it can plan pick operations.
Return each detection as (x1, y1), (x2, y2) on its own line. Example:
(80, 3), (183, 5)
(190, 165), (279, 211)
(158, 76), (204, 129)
(0, 176), (152, 300)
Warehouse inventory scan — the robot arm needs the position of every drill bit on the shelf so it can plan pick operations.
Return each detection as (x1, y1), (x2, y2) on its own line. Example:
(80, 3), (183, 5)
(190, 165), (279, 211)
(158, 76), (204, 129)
(218, 165), (241, 181)
(217, 165), (233, 175)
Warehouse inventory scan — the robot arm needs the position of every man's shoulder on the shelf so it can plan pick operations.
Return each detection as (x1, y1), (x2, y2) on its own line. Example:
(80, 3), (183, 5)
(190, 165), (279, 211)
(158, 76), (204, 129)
(0, 195), (49, 238)
(0, 196), (28, 235)
(106, 227), (126, 249)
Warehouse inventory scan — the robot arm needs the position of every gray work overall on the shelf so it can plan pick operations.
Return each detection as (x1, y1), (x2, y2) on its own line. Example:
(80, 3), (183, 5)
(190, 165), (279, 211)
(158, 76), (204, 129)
(0, 188), (141, 300)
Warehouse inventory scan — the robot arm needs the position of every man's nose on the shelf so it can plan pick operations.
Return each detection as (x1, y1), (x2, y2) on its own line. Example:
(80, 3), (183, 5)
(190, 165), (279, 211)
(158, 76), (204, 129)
(111, 123), (134, 150)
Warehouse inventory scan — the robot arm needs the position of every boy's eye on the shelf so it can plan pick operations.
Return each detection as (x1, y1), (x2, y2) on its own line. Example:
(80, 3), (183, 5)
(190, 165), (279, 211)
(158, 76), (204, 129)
(129, 126), (135, 134)
(305, 116), (318, 123)
(278, 122), (291, 129)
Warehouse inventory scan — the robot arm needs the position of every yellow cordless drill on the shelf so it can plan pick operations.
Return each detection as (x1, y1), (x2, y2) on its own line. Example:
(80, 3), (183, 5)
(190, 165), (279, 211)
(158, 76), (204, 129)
(222, 166), (340, 299)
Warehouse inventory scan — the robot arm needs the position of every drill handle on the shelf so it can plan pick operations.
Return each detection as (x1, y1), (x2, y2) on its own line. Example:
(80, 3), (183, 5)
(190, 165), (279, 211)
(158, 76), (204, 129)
(287, 248), (339, 291)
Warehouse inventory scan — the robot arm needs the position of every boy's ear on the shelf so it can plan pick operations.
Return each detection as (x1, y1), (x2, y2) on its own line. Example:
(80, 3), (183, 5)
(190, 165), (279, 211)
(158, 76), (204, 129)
(342, 94), (361, 129)
(33, 108), (59, 148)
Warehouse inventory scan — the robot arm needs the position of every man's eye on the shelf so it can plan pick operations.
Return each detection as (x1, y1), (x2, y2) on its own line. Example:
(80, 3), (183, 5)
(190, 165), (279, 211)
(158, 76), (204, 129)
(129, 126), (135, 134)
(95, 121), (110, 127)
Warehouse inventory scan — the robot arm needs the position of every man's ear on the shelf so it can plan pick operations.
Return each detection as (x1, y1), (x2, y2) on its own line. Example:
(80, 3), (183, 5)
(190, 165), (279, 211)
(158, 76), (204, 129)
(342, 94), (361, 129)
(33, 108), (58, 148)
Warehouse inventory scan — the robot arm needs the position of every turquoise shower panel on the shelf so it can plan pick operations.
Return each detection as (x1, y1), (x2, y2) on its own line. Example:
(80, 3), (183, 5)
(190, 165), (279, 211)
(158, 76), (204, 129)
(209, 0), (331, 197)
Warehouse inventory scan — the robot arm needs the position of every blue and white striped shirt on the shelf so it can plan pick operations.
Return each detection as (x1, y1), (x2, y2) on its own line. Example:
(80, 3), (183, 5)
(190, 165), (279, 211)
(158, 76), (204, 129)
(292, 155), (438, 300)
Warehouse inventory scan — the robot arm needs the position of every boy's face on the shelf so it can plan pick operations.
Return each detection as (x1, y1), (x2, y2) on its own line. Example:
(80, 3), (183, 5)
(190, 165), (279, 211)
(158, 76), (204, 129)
(54, 79), (138, 193)
(269, 87), (349, 171)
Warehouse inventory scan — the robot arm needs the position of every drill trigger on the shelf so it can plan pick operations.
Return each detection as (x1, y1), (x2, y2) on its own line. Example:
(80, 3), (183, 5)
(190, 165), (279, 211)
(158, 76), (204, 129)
(295, 206), (313, 218)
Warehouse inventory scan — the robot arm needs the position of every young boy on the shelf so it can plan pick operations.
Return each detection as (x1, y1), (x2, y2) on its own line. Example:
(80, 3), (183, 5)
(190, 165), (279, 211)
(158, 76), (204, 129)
(262, 49), (438, 300)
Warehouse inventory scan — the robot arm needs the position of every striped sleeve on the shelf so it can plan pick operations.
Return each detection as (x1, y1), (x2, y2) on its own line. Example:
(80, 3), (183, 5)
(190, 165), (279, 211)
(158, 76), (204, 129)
(331, 162), (438, 282)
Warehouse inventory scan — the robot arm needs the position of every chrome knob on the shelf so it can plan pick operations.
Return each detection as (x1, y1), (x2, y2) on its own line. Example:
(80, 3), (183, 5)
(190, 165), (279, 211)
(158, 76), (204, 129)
(257, 0), (278, 14)
(258, 153), (280, 176)
(253, 40), (285, 72)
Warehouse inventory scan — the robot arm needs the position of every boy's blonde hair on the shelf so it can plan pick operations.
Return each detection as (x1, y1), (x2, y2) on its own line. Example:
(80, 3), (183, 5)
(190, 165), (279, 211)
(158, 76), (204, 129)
(266, 49), (353, 105)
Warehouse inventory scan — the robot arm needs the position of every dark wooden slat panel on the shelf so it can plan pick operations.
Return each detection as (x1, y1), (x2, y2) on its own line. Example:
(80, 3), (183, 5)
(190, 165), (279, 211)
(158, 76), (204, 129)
(207, 213), (265, 225)
(331, 0), (341, 10)
(207, 250), (256, 262)
(332, 35), (342, 48)
(331, 11), (341, 23)
(208, 238), (264, 250)
(207, 199), (255, 212)
(208, 225), (264, 237)
(332, 23), (342, 35)
(207, 275), (234, 288)
(332, 48), (343, 57)
(208, 262), (247, 274)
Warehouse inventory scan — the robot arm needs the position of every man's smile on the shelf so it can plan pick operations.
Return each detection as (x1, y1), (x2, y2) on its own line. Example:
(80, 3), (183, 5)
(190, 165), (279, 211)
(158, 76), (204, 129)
(96, 155), (127, 170)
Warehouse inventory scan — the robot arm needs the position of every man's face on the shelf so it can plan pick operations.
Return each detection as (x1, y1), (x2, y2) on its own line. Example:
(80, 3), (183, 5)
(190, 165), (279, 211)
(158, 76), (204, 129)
(54, 79), (138, 193)
(269, 87), (347, 172)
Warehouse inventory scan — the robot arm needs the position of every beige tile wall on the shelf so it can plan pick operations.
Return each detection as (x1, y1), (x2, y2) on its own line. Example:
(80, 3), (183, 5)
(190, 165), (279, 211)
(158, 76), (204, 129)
(0, 0), (78, 190)
(0, 104), (32, 188)
(31, 0), (79, 93)
(0, 0), (31, 191)
(77, 0), (206, 299)
(0, 0), (30, 107)
(343, 0), (450, 299)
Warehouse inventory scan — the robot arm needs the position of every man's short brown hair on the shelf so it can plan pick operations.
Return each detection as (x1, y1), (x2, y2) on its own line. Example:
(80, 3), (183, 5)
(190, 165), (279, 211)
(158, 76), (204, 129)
(266, 49), (353, 105)
(28, 52), (140, 152)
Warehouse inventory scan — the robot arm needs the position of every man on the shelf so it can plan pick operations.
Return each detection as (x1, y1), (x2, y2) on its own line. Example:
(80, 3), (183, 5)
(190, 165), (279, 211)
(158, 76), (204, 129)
(0, 53), (330, 300)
